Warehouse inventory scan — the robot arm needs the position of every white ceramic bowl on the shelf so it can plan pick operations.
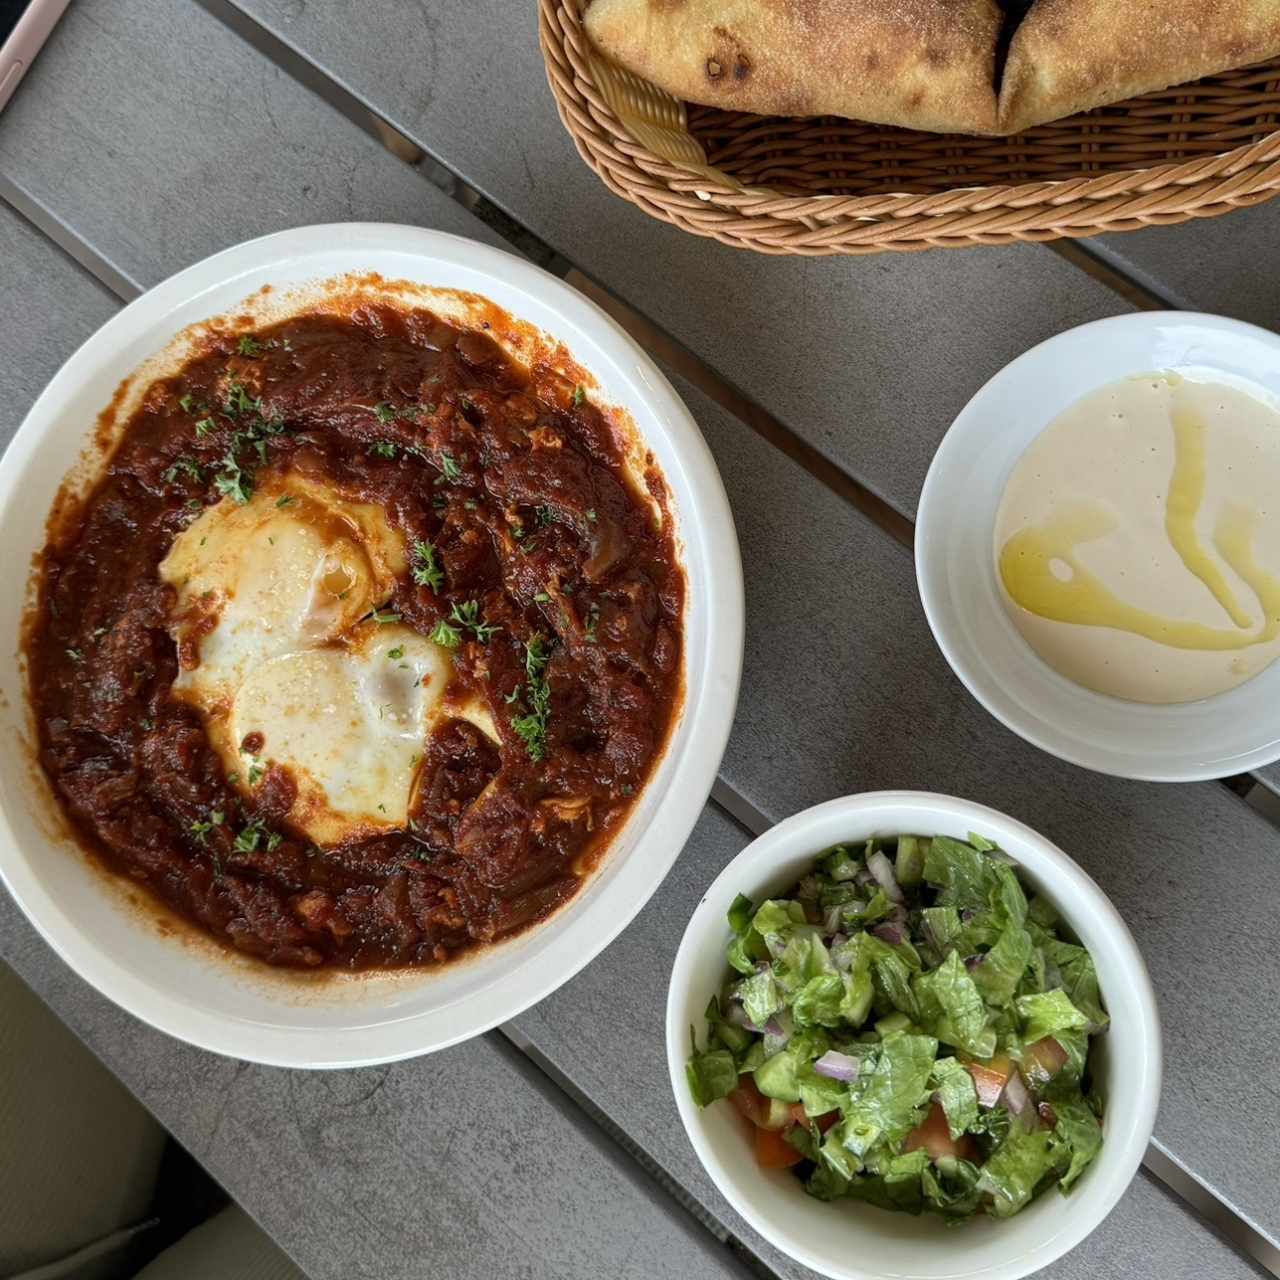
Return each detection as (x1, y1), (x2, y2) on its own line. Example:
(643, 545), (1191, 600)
(667, 792), (1160, 1280)
(916, 311), (1280, 781)
(0, 224), (744, 1067)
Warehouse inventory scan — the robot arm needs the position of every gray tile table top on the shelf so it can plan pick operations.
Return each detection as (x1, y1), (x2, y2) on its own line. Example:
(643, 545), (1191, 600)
(1, 3), (1279, 1278)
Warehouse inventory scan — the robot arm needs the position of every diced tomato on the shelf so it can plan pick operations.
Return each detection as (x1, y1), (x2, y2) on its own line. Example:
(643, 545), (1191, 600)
(1023, 1037), (1068, 1084)
(904, 1101), (979, 1163)
(755, 1125), (806, 1169)
(966, 1053), (1013, 1108)
(788, 1103), (839, 1132)
(729, 1079), (770, 1128)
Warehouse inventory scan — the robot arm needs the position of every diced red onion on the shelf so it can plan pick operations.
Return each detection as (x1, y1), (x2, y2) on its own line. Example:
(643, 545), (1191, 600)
(813, 1050), (862, 1084)
(724, 1002), (753, 1029)
(822, 905), (845, 934)
(1037, 1101), (1058, 1128)
(854, 867), (874, 890)
(867, 850), (904, 903)
(888, 904), (908, 928)
(830, 932), (848, 949)
(964, 954), (984, 973)
(1000, 1069), (1035, 1124)
(872, 922), (905, 945)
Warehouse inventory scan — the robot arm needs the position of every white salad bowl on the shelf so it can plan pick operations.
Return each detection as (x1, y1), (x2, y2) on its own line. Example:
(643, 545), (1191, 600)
(0, 223), (743, 1067)
(916, 310), (1280, 781)
(667, 791), (1161, 1280)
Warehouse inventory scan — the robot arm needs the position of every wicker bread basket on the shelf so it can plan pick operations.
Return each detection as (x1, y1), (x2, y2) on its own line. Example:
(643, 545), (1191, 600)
(539, 0), (1280, 256)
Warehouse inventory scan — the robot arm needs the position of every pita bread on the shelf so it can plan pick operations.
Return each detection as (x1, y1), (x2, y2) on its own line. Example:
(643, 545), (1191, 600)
(583, 0), (1004, 135)
(1000, 0), (1280, 133)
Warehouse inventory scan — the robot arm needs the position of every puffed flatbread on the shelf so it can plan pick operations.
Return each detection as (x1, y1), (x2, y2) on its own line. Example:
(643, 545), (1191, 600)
(1000, 0), (1280, 133)
(583, 0), (1004, 135)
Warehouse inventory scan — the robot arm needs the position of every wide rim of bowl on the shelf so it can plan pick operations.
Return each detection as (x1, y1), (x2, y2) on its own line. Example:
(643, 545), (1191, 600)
(0, 223), (745, 1067)
(915, 309), (1280, 783)
(665, 791), (1162, 1280)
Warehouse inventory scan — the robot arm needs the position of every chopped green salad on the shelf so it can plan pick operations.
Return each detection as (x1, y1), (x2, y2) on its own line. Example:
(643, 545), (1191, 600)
(686, 833), (1108, 1222)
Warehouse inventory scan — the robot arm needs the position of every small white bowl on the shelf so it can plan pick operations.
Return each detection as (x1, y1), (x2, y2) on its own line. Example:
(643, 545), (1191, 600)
(667, 792), (1160, 1280)
(915, 311), (1280, 781)
(0, 224), (743, 1067)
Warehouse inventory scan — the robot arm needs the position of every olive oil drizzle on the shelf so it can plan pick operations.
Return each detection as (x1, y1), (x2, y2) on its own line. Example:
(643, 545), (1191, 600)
(999, 378), (1280, 653)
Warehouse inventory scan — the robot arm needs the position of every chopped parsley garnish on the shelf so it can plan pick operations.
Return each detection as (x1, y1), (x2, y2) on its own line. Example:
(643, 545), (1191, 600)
(586, 508), (597, 522)
(222, 379), (262, 419)
(439, 452), (462, 482)
(163, 457), (204, 485)
(237, 335), (264, 357)
(535, 505), (555, 528)
(214, 451), (253, 505)
(373, 402), (396, 424)
(179, 393), (195, 413)
(430, 619), (462, 649)
(65, 647), (84, 664)
(450, 599), (501, 643)
(194, 416), (216, 438)
(190, 808), (224, 846)
(572, 386), (586, 407)
(511, 633), (552, 762)
(387, 645), (405, 660)
(275, 494), (295, 508)
(232, 816), (282, 854)
(411, 539), (444, 592)
(369, 440), (398, 459)
(369, 608), (401, 625)
(584, 605), (600, 642)
(245, 756), (265, 787)
(534, 591), (551, 603)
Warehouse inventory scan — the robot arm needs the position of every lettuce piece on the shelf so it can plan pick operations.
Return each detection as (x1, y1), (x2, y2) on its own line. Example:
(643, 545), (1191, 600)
(921, 905), (963, 954)
(705, 995), (754, 1054)
(821, 843), (862, 882)
(726, 892), (767, 976)
(850, 888), (894, 927)
(798, 1063), (849, 1117)
(786, 1122), (819, 1161)
(686, 1032), (737, 1108)
(832, 933), (875, 1026)
(843, 1034), (938, 1152)
(1045, 939), (1109, 1031)
(777, 928), (835, 992)
(844, 1173), (897, 1212)
(970, 921), (1033, 1008)
(1026, 893), (1059, 930)
(923, 1155), (983, 1221)
(819, 1126), (863, 1179)
(739, 967), (782, 1029)
(793, 973), (846, 1027)
(864, 935), (922, 1020)
(989, 862), (1029, 928)
(979, 1124), (1058, 1217)
(1016, 989), (1089, 1044)
(931, 1057), (980, 1139)
(913, 950), (996, 1057)
(806, 1164), (852, 1201)
(727, 893), (755, 934)
(1051, 1098), (1104, 1191)
(752, 899), (808, 962)
(884, 1148), (931, 1214)
(924, 836), (1002, 909)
